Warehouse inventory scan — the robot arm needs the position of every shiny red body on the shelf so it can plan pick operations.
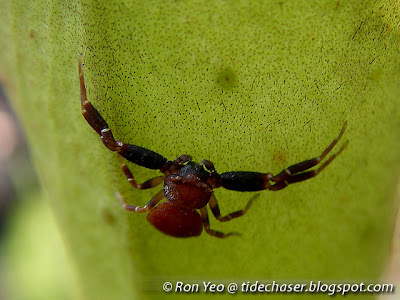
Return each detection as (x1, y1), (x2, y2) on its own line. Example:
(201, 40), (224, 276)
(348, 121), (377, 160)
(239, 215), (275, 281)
(148, 161), (214, 237)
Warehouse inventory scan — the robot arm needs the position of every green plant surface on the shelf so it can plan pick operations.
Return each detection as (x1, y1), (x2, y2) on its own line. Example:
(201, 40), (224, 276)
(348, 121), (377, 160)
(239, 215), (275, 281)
(0, 0), (399, 299)
(3, 191), (81, 300)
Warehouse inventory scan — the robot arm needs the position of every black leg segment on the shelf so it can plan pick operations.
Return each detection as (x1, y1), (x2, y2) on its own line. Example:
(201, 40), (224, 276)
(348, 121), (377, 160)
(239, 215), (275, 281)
(118, 143), (168, 170)
(220, 172), (272, 191)
(78, 57), (169, 170)
(220, 123), (348, 192)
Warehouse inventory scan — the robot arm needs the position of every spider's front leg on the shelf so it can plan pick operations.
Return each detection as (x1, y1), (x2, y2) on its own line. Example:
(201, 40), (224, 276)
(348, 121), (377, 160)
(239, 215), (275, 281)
(78, 57), (169, 171)
(219, 123), (348, 192)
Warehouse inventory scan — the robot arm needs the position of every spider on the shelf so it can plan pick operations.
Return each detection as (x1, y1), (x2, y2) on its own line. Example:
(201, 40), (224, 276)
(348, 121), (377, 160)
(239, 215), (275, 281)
(78, 58), (348, 238)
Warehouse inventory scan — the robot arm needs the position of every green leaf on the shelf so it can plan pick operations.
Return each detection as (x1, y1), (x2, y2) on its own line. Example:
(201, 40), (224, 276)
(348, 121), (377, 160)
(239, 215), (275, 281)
(1, 0), (399, 299)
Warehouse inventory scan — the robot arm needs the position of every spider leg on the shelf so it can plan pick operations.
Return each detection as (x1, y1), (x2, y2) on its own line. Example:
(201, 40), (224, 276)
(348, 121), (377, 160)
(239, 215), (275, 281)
(268, 140), (348, 190)
(219, 123), (348, 192)
(270, 122), (347, 183)
(119, 155), (165, 189)
(78, 57), (169, 170)
(199, 207), (239, 238)
(208, 194), (258, 222)
(115, 189), (164, 213)
(202, 158), (226, 189)
(78, 56), (110, 136)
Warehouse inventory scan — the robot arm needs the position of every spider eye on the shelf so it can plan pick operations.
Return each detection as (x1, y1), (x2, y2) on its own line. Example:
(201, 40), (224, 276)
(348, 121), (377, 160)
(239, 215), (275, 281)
(178, 154), (192, 164)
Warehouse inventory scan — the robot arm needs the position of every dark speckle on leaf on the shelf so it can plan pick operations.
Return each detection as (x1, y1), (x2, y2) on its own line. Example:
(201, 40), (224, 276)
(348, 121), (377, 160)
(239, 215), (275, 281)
(101, 208), (116, 226)
(216, 67), (237, 89)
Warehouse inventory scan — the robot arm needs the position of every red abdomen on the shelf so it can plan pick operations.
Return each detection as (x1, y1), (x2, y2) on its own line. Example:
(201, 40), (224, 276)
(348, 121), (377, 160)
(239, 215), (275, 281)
(147, 202), (203, 238)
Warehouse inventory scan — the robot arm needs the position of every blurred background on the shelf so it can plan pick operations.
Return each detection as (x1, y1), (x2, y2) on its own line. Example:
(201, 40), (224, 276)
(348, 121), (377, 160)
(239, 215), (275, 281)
(0, 86), (79, 300)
